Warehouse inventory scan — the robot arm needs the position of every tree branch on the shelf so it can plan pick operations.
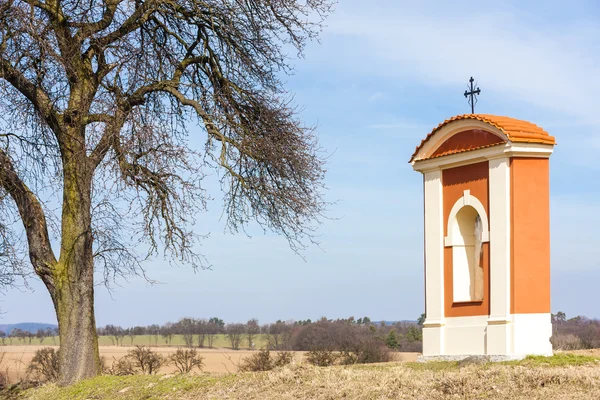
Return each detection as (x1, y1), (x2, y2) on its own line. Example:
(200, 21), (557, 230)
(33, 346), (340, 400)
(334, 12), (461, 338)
(0, 148), (56, 293)
(88, 110), (125, 168)
(0, 57), (62, 136)
(73, 0), (124, 39)
(92, 0), (162, 49)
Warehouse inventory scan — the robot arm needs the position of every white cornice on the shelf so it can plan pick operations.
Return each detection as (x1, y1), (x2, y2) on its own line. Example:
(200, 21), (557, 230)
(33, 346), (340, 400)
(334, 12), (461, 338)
(411, 142), (554, 173)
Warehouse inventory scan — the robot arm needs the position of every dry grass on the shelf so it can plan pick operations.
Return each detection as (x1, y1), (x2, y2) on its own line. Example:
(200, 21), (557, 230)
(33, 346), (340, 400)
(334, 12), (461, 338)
(0, 346), (307, 383)
(20, 353), (600, 400)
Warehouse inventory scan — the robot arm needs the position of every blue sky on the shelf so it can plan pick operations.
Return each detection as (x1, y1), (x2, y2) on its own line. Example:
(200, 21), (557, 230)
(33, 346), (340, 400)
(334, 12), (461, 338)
(4, 0), (600, 326)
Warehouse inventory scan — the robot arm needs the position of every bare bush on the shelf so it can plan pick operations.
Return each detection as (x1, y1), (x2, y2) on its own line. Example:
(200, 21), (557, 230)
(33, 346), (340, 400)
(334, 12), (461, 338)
(126, 346), (165, 375)
(27, 348), (59, 382)
(552, 314), (600, 349)
(105, 357), (136, 376)
(305, 350), (338, 367)
(238, 349), (293, 372)
(170, 348), (204, 374)
(273, 352), (294, 368)
(239, 350), (274, 372)
(339, 338), (392, 365)
(0, 351), (7, 386)
(0, 370), (7, 387)
(551, 333), (584, 350)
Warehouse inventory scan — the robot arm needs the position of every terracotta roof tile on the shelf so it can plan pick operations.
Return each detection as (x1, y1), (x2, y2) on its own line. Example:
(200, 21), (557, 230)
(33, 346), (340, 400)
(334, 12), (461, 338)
(409, 114), (555, 163)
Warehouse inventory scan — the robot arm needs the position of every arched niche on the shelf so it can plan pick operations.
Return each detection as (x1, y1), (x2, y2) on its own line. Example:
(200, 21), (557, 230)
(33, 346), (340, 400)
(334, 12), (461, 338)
(445, 190), (489, 303)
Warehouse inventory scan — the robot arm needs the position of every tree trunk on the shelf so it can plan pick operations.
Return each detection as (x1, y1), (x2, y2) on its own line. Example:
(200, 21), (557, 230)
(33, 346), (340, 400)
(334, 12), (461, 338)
(53, 162), (101, 385)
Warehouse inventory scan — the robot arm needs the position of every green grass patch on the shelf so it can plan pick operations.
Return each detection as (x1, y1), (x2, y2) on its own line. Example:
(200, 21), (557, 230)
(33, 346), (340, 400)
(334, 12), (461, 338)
(23, 374), (240, 400)
(504, 353), (600, 367)
(404, 353), (600, 371)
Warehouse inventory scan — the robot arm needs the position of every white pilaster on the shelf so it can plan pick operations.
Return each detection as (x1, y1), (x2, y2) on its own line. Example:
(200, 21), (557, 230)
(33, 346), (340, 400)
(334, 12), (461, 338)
(487, 157), (512, 354)
(423, 169), (445, 355)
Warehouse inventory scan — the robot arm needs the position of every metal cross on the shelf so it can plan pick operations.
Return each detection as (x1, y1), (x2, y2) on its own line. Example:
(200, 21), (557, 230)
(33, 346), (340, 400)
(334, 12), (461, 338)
(464, 77), (481, 114)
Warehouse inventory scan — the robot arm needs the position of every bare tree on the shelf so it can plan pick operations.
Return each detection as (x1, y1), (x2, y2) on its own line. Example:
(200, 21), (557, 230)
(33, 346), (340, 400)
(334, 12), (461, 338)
(206, 317), (224, 348)
(196, 319), (207, 348)
(36, 328), (47, 344)
(160, 323), (174, 346)
(103, 325), (125, 346)
(266, 321), (293, 350)
(246, 319), (260, 349)
(148, 324), (161, 347)
(0, 0), (330, 385)
(178, 318), (196, 348)
(226, 323), (245, 350)
(12, 328), (25, 344)
(126, 328), (135, 346)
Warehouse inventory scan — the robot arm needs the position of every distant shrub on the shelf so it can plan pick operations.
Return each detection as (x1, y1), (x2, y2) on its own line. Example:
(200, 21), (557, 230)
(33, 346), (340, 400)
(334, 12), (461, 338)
(339, 337), (392, 365)
(273, 351), (294, 367)
(239, 349), (273, 372)
(170, 348), (204, 373)
(0, 350), (7, 386)
(551, 334), (584, 351)
(126, 346), (165, 375)
(292, 321), (335, 351)
(238, 349), (293, 372)
(385, 330), (399, 349)
(105, 357), (136, 376)
(305, 350), (338, 367)
(27, 348), (59, 382)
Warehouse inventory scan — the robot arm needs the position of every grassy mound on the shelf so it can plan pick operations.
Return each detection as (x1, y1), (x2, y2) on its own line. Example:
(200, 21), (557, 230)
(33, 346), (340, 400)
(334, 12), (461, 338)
(20, 353), (600, 400)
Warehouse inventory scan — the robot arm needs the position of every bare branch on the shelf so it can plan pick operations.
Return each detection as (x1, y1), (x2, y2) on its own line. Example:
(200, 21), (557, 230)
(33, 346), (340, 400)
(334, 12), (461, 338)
(0, 148), (56, 291)
(0, 58), (62, 135)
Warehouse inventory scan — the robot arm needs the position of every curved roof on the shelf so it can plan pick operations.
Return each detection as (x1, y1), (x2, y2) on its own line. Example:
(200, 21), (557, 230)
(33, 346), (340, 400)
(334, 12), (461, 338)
(410, 114), (555, 163)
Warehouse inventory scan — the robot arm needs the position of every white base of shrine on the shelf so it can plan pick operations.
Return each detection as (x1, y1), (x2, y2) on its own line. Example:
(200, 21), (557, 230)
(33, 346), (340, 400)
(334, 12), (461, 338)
(422, 313), (553, 358)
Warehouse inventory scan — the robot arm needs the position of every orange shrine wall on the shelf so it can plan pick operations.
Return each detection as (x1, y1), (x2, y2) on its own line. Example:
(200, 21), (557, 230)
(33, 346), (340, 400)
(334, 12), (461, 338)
(442, 162), (490, 317)
(510, 158), (551, 314)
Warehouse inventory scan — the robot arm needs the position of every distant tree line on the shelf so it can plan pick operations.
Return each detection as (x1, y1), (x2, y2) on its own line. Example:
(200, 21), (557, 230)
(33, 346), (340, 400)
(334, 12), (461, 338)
(94, 316), (424, 352)
(0, 327), (59, 345)
(551, 312), (600, 350)
(0, 316), (424, 353)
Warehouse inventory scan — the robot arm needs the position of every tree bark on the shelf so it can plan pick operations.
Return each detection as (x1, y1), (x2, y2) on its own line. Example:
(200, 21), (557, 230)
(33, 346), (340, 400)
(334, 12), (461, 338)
(53, 160), (101, 385)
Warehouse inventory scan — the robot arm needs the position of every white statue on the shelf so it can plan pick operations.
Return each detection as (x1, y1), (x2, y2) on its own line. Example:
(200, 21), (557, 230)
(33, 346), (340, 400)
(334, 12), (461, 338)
(473, 214), (484, 300)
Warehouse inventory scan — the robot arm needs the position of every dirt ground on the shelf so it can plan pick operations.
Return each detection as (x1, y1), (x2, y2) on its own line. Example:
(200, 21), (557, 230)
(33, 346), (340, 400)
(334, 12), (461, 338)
(0, 345), (419, 383)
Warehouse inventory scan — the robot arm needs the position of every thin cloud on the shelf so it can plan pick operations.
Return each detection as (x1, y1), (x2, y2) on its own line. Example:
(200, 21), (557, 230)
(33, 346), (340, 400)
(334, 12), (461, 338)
(368, 92), (385, 102)
(327, 3), (600, 124)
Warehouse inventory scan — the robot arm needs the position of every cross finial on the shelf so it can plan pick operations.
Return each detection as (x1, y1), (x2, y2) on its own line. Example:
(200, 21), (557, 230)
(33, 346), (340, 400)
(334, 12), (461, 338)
(464, 77), (481, 114)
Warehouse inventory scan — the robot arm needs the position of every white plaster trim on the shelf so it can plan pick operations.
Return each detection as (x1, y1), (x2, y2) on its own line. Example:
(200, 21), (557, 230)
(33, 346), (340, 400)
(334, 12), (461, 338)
(415, 120), (509, 160)
(445, 192), (490, 246)
(444, 315), (489, 327)
(412, 142), (554, 173)
(488, 158), (511, 320)
(487, 316), (512, 325)
(423, 170), (445, 323)
(423, 319), (445, 328)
